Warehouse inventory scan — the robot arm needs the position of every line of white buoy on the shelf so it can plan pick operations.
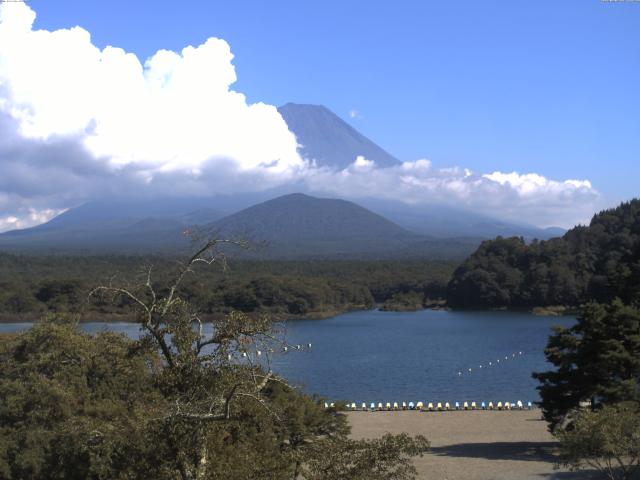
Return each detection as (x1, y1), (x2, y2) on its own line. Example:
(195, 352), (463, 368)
(325, 400), (534, 411)
(457, 351), (524, 376)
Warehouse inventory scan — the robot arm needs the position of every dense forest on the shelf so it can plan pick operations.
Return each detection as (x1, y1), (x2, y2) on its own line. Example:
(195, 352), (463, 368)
(446, 199), (640, 309)
(0, 254), (455, 321)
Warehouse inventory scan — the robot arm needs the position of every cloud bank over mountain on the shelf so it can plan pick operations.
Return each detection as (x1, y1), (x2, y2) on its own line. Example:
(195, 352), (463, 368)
(0, 2), (599, 231)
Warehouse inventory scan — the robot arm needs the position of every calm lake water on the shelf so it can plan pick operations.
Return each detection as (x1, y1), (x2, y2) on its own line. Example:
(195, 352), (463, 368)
(0, 309), (573, 405)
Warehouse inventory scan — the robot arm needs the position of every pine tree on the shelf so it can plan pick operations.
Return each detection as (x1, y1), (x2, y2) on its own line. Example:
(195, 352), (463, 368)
(534, 299), (640, 429)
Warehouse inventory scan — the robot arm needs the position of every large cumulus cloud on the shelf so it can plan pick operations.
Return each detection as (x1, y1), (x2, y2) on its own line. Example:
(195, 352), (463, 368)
(0, 2), (599, 232)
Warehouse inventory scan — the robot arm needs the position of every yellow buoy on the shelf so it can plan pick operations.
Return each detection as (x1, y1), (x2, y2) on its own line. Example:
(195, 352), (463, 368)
(427, 402), (434, 411)
(471, 401), (477, 410)
(463, 401), (469, 410)
(437, 402), (443, 411)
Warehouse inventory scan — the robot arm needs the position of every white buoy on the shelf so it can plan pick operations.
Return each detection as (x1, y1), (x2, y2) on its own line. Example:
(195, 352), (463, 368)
(402, 402), (407, 410)
(497, 402), (503, 410)
(416, 401), (424, 411)
(241, 352), (247, 357)
(455, 402), (460, 410)
(370, 402), (376, 411)
(489, 362), (492, 366)
(471, 401), (477, 410)
(481, 401), (486, 410)
(468, 368), (472, 372)
(463, 401), (469, 410)
(377, 402), (383, 411)
(445, 402), (451, 411)
(227, 354), (232, 361)
(527, 401), (533, 410)
(409, 401), (415, 410)
(488, 402), (494, 410)
(257, 350), (262, 356)
(362, 402), (367, 411)
(324, 402), (329, 409)
(458, 371), (462, 376)
(283, 346), (288, 352)
(437, 402), (443, 411)
(385, 402), (392, 411)
(350, 402), (356, 410)
(308, 343), (312, 348)
(427, 402), (434, 411)
(330, 402), (335, 408)
(517, 400), (523, 410)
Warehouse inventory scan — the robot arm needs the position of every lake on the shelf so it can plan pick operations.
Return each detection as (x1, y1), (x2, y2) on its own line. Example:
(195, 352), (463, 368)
(0, 309), (573, 405)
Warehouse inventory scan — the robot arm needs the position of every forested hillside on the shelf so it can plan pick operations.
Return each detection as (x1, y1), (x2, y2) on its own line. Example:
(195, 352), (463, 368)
(447, 200), (640, 308)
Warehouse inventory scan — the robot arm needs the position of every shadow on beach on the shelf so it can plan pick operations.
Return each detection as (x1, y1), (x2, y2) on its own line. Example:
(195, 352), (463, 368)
(430, 441), (600, 479)
(430, 441), (559, 462)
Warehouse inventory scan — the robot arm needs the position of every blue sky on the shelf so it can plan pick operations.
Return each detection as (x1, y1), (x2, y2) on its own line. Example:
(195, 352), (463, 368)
(29, 0), (640, 201)
(0, 1), (637, 231)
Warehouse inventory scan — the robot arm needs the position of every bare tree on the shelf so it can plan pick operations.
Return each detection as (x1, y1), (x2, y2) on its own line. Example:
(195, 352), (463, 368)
(90, 239), (289, 480)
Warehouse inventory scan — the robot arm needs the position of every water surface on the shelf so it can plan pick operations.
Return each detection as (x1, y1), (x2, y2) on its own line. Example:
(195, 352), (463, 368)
(1, 309), (573, 404)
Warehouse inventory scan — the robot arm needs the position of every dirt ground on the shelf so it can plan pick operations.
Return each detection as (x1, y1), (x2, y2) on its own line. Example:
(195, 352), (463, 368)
(347, 409), (599, 480)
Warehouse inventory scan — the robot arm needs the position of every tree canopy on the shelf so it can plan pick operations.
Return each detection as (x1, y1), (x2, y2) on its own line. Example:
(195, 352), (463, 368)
(447, 199), (640, 309)
(0, 240), (430, 479)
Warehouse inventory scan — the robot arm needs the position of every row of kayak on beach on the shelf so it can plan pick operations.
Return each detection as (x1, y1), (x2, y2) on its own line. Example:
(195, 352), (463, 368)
(325, 400), (534, 411)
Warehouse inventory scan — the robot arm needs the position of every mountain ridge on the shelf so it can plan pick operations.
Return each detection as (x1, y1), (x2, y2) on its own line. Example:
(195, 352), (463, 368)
(278, 103), (400, 169)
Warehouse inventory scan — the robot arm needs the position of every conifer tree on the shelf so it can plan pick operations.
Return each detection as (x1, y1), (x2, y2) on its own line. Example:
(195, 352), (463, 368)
(534, 299), (640, 429)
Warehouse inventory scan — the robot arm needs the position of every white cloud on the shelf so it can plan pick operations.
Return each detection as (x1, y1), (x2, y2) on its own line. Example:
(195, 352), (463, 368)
(0, 207), (65, 232)
(302, 160), (599, 227)
(0, 2), (303, 174)
(0, 2), (602, 232)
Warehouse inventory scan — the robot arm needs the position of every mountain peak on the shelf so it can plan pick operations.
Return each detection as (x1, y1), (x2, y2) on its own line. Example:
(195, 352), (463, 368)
(278, 103), (400, 169)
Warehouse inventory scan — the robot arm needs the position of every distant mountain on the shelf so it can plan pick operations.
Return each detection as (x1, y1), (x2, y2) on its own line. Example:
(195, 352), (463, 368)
(0, 198), (227, 253)
(207, 193), (479, 259)
(0, 102), (566, 253)
(208, 193), (414, 257)
(278, 103), (400, 169)
(356, 199), (566, 240)
(0, 193), (479, 259)
(277, 103), (563, 240)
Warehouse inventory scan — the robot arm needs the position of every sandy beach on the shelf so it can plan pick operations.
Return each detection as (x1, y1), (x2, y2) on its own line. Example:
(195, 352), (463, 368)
(347, 409), (599, 480)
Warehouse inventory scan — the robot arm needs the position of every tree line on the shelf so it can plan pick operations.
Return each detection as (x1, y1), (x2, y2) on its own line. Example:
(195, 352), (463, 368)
(0, 255), (454, 321)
